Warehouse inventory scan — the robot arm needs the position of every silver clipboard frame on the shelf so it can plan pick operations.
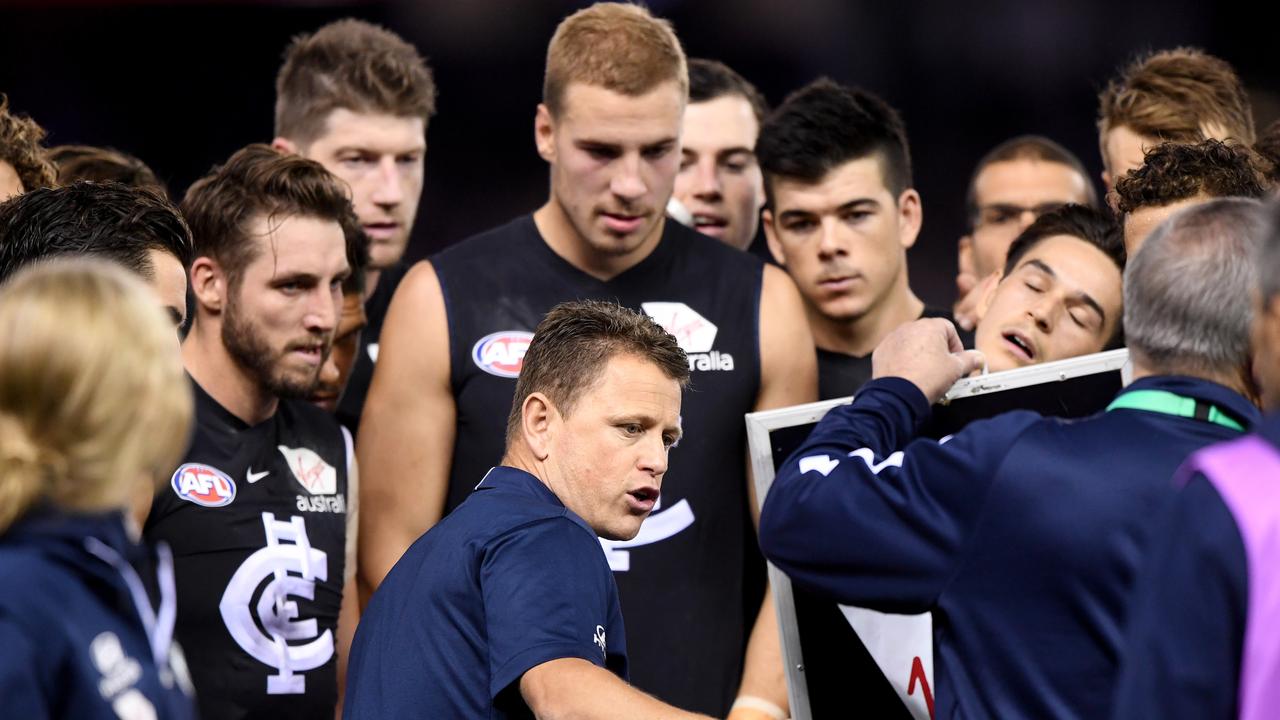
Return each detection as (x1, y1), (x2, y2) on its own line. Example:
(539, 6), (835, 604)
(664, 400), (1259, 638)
(745, 348), (1131, 719)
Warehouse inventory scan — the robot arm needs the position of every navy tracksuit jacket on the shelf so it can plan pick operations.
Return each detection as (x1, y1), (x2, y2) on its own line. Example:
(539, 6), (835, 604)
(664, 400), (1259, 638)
(0, 509), (196, 719)
(759, 374), (1259, 719)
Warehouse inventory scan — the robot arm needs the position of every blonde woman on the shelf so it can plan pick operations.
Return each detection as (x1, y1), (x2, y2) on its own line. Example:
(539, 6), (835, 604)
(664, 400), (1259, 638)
(0, 259), (196, 719)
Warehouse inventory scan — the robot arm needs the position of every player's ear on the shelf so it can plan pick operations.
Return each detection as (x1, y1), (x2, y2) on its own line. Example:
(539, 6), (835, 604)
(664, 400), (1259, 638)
(974, 270), (1004, 319)
(957, 235), (975, 280)
(271, 137), (299, 156)
(897, 188), (922, 250)
(762, 209), (786, 267)
(189, 256), (227, 315)
(521, 392), (557, 460)
(534, 104), (556, 164)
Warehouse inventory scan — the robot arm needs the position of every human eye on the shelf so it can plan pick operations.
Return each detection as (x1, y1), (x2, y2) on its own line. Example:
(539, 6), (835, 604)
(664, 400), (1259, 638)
(584, 144), (620, 161)
(782, 217), (816, 233)
(642, 144), (673, 160)
(338, 152), (376, 169)
(983, 206), (1019, 225)
(721, 153), (753, 174)
(841, 208), (872, 223)
(1069, 307), (1100, 332)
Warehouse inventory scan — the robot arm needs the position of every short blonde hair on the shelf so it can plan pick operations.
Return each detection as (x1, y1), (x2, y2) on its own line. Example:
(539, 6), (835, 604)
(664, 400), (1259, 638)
(1098, 48), (1255, 147)
(0, 259), (192, 531)
(543, 2), (688, 116)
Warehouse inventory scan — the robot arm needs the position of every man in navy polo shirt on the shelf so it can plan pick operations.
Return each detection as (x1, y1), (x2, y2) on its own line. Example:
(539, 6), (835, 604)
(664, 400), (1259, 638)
(344, 300), (712, 719)
(759, 197), (1266, 720)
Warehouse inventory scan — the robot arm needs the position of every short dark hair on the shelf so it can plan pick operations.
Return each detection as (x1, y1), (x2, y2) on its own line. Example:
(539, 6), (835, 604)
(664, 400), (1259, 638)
(756, 78), (911, 207)
(688, 58), (767, 124)
(965, 135), (1097, 225)
(0, 181), (193, 284)
(0, 95), (56, 194)
(49, 145), (167, 198)
(1004, 204), (1126, 348)
(181, 144), (358, 283)
(1004, 204), (1125, 278)
(505, 300), (690, 446)
(1114, 139), (1267, 215)
(276, 19), (437, 145)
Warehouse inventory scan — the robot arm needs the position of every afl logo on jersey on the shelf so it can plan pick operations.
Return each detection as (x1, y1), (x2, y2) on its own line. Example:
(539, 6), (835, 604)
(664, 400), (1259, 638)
(472, 331), (534, 378)
(171, 463), (236, 507)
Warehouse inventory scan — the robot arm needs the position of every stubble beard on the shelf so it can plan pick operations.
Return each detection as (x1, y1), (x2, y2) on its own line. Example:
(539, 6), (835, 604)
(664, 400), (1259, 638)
(221, 298), (325, 400)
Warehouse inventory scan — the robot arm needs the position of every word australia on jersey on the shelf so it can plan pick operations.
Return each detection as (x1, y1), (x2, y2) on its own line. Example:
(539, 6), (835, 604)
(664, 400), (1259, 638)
(433, 215), (763, 715)
(146, 379), (351, 720)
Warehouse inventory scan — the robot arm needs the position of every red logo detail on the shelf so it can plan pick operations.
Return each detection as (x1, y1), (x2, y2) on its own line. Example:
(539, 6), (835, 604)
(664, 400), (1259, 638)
(171, 463), (236, 507)
(472, 331), (534, 378)
(908, 655), (935, 719)
(667, 316), (709, 346)
(292, 455), (325, 492)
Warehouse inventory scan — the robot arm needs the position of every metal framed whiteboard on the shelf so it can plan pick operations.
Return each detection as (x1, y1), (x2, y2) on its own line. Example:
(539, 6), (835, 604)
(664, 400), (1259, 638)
(746, 349), (1131, 719)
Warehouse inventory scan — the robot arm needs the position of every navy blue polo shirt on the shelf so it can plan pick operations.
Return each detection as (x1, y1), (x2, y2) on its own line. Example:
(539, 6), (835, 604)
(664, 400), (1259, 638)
(343, 466), (627, 719)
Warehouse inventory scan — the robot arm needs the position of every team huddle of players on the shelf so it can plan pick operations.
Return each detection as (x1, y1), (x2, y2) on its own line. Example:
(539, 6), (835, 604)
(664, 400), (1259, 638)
(0, 1), (1278, 719)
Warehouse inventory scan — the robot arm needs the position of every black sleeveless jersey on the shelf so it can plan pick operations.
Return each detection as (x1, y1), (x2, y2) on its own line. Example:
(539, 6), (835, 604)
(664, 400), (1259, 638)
(433, 215), (763, 715)
(336, 261), (408, 434)
(817, 306), (969, 400)
(145, 378), (351, 720)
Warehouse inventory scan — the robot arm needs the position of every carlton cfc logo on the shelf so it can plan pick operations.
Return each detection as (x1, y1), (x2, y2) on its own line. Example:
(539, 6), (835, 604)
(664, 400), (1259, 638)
(171, 463), (236, 507)
(472, 331), (534, 378)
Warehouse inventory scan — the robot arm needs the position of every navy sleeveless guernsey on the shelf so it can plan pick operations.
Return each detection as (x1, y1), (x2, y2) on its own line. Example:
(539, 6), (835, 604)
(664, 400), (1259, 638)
(146, 379), (351, 720)
(433, 214), (763, 715)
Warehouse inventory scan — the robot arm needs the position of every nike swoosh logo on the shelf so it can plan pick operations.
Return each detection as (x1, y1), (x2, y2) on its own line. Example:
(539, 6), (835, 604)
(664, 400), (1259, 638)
(246, 469), (269, 484)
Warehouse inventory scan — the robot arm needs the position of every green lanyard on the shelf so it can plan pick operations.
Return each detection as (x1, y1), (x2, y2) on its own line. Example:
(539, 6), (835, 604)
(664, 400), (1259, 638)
(1106, 389), (1245, 431)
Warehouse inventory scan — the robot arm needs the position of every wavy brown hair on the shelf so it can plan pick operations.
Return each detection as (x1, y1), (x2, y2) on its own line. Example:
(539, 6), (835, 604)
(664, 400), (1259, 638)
(1114, 139), (1267, 214)
(0, 95), (56, 194)
(181, 143), (359, 281)
(1098, 48), (1254, 147)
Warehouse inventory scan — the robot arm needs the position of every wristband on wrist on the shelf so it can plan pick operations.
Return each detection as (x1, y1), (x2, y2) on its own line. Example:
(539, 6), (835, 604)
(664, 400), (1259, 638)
(729, 695), (787, 720)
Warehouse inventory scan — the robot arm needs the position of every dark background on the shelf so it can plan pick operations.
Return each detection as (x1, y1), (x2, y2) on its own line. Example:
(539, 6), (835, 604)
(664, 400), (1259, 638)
(1, 0), (1273, 307)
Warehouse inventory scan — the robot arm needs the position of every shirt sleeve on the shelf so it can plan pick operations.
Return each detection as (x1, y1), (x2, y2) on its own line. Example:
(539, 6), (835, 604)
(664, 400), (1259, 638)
(1111, 475), (1246, 720)
(0, 615), (50, 719)
(481, 517), (617, 699)
(758, 377), (1040, 613)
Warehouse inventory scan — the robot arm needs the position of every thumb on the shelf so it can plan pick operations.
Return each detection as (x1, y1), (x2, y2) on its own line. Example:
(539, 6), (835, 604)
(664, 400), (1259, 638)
(953, 349), (986, 378)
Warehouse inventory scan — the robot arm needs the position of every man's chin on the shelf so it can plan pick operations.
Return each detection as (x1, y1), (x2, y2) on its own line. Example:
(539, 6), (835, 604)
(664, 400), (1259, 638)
(268, 369), (324, 400)
(598, 520), (647, 542)
(369, 239), (408, 269)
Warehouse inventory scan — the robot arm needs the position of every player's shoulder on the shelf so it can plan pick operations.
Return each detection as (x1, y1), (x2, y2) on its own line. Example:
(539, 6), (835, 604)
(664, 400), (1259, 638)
(944, 409), (1048, 451)
(433, 215), (537, 269)
(665, 219), (763, 272)
(453, 488), (596, 550)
